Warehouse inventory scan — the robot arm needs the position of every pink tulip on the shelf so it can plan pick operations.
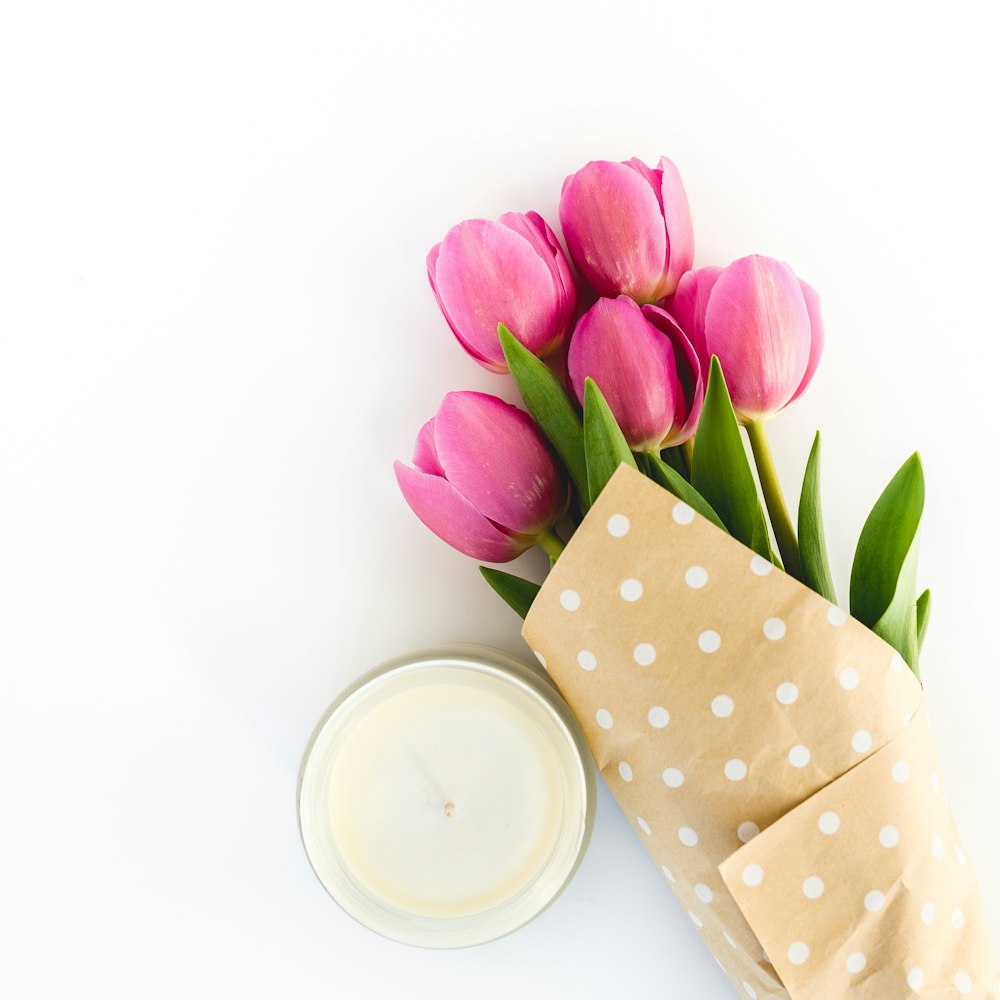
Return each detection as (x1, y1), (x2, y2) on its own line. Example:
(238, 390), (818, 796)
(567, 296), (703, 453)
(427, 213), (576, 373)
(394, 392), (568, 562)
(559, 156), (694, 304)
(671, 255), (824, 422)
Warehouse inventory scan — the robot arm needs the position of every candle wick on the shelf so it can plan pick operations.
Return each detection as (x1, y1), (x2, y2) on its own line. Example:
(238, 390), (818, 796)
(443, 802), (456, 819)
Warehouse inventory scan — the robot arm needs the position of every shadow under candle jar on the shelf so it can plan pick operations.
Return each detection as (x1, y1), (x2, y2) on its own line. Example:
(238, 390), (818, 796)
(297, 645), (596, 948)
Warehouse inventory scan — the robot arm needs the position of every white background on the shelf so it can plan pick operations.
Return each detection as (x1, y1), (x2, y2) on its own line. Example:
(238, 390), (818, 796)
(2, 1), (998, 997)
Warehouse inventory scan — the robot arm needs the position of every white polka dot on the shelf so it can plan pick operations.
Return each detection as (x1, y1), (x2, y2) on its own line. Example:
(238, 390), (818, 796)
(892, 760), (910, 783)
(788, 744), (811, 768)
(802, 876), (825, 900)
(787, 942), (809, 966)
(852, 730), (873, 753)
(955, 971), (973, 994)
(932, 836), (945, 859)
(907, 968), (925, 990)
(750, 554), (773, 576)
(685, 565), (708, 589)
(737, 821), (760, 843)
(607, 513), (630, 537)
(633, 642), (656, 666)
(725, 759), (748, 781)
(698, 630), (721, 653)
(679, 826), (698, 847)
(864, 890), (886, 913)
(743, 981), (757, 999)
(637, 816), (650, 835)
(827, 605), (849, 626)
(724, 931), (737, 949)
(819, 811), (840, 835)
(879, 825), (900, 848)
(776, 682), (799, 705)
(955, 845), (967, 866)
(952, 907), (965, 929)
(891, 652), (906, 673)
(595, 709), (613, 729)
(620, 578), (643, 601)
(695, 883), (714, 904)
(763, 617), (786, 640)
(560, 589), (581, 611)
(688, 910), (703, 928)
(846, 952), (866, 974)
(838, 667), (860, 690)
(618, 761), (633, 782)
(742, 864), (764, 887)
(932, 772), (941, 794)
(662, 767), (684, 788)
(576, 649), (597, 671)
(533, 650), (547, 667)
(672, 501), (695, 524)
(712, 694), (734, 718)
(661, 864), (675, 882)
(648, 706), (669, 728)
(921, 901), (936, 924)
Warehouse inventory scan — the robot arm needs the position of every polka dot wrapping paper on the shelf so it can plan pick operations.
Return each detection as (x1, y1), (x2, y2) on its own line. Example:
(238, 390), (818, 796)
(523, 465), (999, 999)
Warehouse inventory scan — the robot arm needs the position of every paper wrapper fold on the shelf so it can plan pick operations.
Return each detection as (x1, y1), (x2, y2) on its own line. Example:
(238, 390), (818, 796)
(523, 466), (998, 999)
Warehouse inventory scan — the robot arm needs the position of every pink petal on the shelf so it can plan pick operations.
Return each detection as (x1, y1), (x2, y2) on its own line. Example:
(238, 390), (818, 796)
(394, 462), (525, 562)
(433, 219), (566, 370)
(559, 160), (668, 303)
(641, 304), (704, 445)
(567, 297), (681, 453)
(624, 158), (666, 216)
(433, 391), (563, 535)
(659, 157), (695, 296)
(703, 255), (812, 421)
(670, 266), (722, 373)
(787, 278), (825, 404)
(412, 417), (444, 476)
(499, 211), (576, 345)
(427, 242), (503, 372)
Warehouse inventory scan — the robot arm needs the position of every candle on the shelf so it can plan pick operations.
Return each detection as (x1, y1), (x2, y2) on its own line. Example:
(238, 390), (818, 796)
(298, 645), (595, 947)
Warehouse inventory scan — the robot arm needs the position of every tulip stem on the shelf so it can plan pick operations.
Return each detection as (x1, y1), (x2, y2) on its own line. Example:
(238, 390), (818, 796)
(681, 438), (695, 479)
(538, 530), (566, 562)
(746, 419), (801, 579)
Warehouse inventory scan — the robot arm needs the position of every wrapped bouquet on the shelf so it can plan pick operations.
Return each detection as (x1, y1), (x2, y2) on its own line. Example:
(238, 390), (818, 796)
(394, 156), (999, 997)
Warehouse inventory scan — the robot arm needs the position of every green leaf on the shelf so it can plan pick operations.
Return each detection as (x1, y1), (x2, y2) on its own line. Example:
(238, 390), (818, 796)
(583, 378), (638, 504)
(642, 452), (727, 532)
(798, 432), (837, 603)
(479, 567), (540, 619)
(851, 453), (924, 672)
(499, 324), (589, 512)
(660, 445), (690, 481)
(916, 588), (931, 653)
(691, 357), (772, 559)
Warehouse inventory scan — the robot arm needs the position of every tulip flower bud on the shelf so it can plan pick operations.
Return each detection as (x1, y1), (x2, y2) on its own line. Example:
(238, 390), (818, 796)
(394, 392), (569, 562)
(567, 296), (703, 453)
(671, 255), (824, 422)
(559, 156), (694, 304)
(427, 213), (576, 373)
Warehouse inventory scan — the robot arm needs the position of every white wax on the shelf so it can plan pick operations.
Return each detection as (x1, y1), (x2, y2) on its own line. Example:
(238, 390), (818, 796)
(328, 677), (566, 917)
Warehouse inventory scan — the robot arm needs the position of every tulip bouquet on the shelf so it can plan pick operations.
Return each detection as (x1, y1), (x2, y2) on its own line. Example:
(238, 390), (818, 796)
(395, 157), (998, 998)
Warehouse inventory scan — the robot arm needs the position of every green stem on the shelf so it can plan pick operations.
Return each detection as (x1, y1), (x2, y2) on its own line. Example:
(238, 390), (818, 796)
(681, 436), (695, 475)
(537, 529), (566, 561)
(745, 419), (801, 579)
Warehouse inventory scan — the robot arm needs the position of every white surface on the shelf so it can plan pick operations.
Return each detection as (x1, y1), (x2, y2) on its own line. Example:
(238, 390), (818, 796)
(2, 2), (998, 997)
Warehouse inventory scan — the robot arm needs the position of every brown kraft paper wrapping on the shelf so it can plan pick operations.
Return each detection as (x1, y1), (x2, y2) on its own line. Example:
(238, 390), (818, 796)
(523, 465), (999, 1000)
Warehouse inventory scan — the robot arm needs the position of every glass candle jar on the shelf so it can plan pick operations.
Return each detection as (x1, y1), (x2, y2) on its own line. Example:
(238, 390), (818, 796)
(297, 644), (596, 948)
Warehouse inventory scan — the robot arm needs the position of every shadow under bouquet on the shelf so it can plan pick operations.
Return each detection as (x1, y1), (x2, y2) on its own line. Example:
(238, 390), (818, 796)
(395, 156), (999, 998)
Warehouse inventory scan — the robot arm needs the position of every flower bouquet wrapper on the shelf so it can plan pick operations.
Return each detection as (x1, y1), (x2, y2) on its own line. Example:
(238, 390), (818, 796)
(523, 465), (999, 999)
